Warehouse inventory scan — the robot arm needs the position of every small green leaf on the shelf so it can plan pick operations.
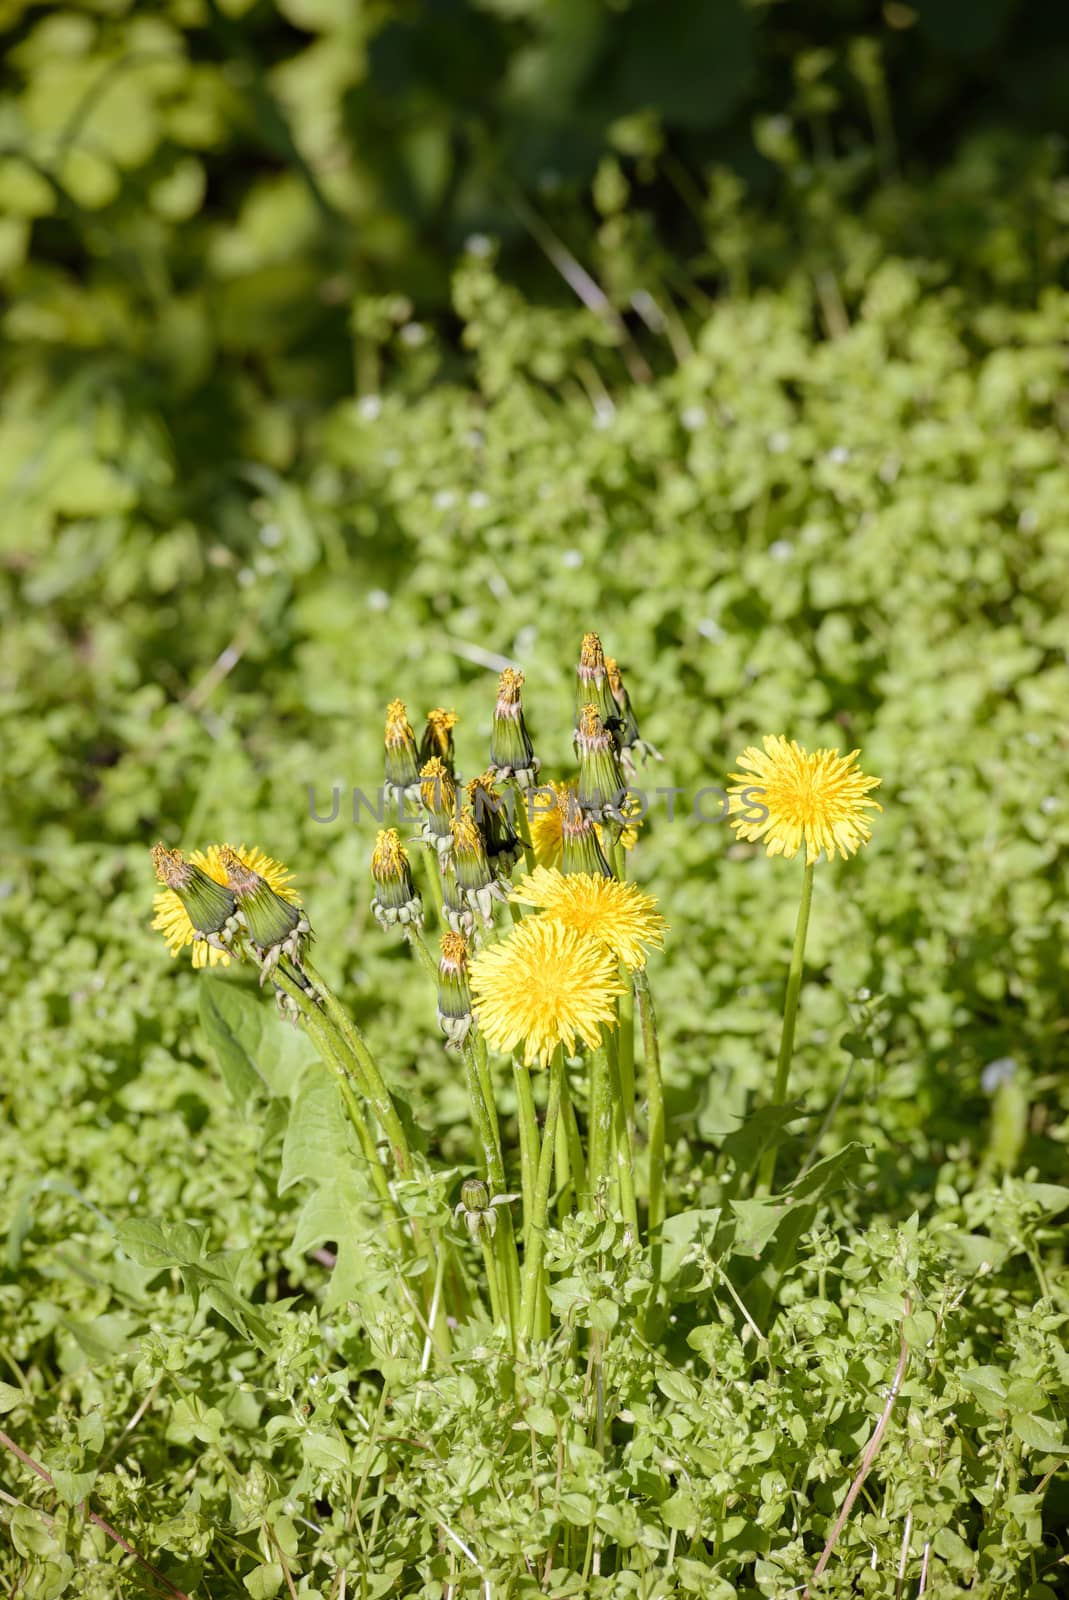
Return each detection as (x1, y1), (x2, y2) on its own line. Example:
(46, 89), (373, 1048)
(1012, 1413), (1068, 1452)
(199, 978), (270, 1111)
(243, 1562), (285, 1598)
(0, 1382), (25, 1413)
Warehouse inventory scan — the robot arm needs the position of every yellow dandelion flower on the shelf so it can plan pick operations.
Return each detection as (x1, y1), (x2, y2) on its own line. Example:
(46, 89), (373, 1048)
(727, 737), (882, 864)
(530, 780), (640, 869)
(511, 866), (667, 970)
(469, 918), (624, 1068)
(151, 843), (297, 968)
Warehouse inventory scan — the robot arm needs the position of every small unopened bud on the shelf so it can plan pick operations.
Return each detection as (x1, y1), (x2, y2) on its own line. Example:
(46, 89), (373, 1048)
(574, 704), (628, 823)
(575, 632), (617, 729)
(560, 789), (613, 877)
(370, 828), (423, 930)
(454, 1176), (518, 1239)
(419, 708), (459, 777)
(468, 770), (522, 875)
(384, 699), (421, 804)
(419, 757), (457, 860)
(488, 668), (540, 790)
(437, 931), (474, 1050)
(453, 813), (508, 925)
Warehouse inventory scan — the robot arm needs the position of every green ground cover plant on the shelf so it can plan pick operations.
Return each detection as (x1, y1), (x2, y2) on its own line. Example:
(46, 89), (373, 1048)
(2, 11), (1069, 1595)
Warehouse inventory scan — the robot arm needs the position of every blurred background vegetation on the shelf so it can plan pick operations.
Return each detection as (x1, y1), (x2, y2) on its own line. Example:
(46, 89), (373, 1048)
(2, 0), (1068, 489)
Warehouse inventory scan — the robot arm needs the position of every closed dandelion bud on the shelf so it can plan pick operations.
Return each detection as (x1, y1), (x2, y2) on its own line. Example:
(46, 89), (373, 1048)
(152, 844), (241, 958)
(560, 789), (613, 877)
(575, 632), (617, 729)
(488, 668), (540, 790)
(437, 931), (474, 1050)
(383, 699), (421, 804)
(574, 703), (627, 823)
(453, 812), (508, 924)
(370, 828), (423, 930)
(419, 758), (457, 860)
(219, 847), (311, 981)
(454, 1175), (517, 1238)
(440, 858), (475, 936)
(468, 770), (522, 875)
(419, 707), (459, 777)
(455, 1176), (490, 1239)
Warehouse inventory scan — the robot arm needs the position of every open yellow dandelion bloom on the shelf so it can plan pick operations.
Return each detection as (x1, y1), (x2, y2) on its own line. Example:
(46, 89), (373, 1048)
(511, 866), (666, 970)
(530, 780), (640, 868)
(728, 737), (881, 864)
(152, 844), (297, 968)
(469, 918), (624, 1067)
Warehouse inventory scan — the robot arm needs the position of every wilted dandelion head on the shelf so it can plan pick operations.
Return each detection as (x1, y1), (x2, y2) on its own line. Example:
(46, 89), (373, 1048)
(728, 736), (882, 865)
(469, 917), (624, 1067)
(511, 866), (666, 970)
(151, 844), (296, 968)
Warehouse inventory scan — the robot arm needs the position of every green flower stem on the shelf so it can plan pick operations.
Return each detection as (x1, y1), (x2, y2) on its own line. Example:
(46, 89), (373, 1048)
(562, 1073), (587, 1207)
(481, 1233), (504, 1326)
(463, 1038), (521, 1346)
(296, 959), (452, 1360)
(606, 1029), (638, 1236)
(510, 784), (537, 873)
(272, 969), (406, 1258)
(587, 1035), (614, 1210)
(475, 1031), (501, 1150)
(617, 974), (635, 1140)
(520, 1047), (564, 1344)
(302, 957), (414, 1179)
(554, 1103), (569, 1220)
(512, 1057), (540, 1247)
(405, 926), (438, 982)
(757, 858), (815, 1196)
(420, 844), (445, 922)
(634, 968), (664, 1293)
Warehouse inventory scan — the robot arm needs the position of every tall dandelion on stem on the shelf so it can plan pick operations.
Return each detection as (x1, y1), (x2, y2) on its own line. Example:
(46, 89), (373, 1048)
(728, 736), (882, 1193)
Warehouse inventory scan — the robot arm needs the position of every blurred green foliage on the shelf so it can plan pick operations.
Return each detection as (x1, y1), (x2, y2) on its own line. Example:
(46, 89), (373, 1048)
(3, 3), (1069, 1596)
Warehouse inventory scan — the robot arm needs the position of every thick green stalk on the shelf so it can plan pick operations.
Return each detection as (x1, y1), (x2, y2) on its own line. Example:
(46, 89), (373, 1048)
(635, 968), (664, 1293)
(587, 1035), (614, 1210)
(475, 1032), (501, 1149)
(512, 1057), (540, 1247)
(562, 1074), (587, 1208)
(420, 844), (445, 923)
(481, 1233), (504, 1326)
(303, 957), (414, 1178)
(757, 859), (815, 1195)
(554, 1103), (570, 1221)
(463, 1039), (521, 1345)
(510, 784), (537, 873)
(606, 1029), (638, 1236)
(617, 974), (635, 1135)
(520, 1048), (564, 1343)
